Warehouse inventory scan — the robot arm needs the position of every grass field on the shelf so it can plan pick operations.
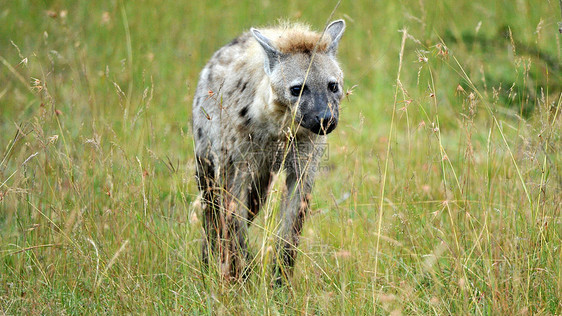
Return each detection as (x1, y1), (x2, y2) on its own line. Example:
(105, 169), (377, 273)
(1, 0), (561, 314)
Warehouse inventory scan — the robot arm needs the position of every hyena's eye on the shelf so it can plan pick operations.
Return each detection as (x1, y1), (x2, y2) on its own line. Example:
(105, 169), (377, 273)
(328, 82), (339, 93)
(290, 85), (305, 97)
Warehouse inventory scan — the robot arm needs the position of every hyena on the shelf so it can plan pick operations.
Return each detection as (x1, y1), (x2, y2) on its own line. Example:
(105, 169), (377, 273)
(192, 20), (346, 283)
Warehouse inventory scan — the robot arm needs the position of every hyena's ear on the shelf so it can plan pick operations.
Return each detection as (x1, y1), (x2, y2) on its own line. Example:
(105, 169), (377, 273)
(251, 28), (281, 76)
(325, 19), (346, 57)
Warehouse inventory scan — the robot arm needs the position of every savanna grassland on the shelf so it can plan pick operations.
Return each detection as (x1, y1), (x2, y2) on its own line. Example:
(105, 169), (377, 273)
(1, 0), (561, 314)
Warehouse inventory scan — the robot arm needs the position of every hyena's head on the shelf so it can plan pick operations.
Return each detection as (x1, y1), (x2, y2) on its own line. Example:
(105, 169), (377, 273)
(251, 20), (345, 135)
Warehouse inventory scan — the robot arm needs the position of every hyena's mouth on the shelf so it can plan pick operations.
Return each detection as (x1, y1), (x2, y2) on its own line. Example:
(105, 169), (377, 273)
(302, 114), (338, 135)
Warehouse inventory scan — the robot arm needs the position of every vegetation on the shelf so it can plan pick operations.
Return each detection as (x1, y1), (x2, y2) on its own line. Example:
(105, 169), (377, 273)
(1, 0), (560, 314)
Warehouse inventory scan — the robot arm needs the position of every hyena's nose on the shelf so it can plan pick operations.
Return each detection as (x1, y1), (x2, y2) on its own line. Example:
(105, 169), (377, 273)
(312, 113), (337, 135)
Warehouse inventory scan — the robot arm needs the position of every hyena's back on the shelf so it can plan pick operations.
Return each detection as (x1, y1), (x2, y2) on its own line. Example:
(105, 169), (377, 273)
(192, 32), (272, 164)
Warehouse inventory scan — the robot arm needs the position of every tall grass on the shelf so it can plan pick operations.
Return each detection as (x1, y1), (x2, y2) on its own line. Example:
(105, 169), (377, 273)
(1, 0), (560, 314)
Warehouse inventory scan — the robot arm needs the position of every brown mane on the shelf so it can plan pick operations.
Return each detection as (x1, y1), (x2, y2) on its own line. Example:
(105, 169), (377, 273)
(270, 24), (331, 54)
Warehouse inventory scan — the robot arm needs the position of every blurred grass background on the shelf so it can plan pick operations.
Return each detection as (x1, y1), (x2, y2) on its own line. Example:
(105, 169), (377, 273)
(1, 0), (561, 314)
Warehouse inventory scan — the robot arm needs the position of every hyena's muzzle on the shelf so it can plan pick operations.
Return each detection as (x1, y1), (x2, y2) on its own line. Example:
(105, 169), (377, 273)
(299, 94), (339, 135)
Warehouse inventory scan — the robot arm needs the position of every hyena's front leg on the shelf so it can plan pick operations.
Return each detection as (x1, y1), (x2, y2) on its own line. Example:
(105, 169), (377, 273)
(220, 189), (250, 280)
(273, 142), (323, 285)
(214, 166), (256, 281)
(201, 186), (250, 280)
(247, 170), (272, 223)
(197, 156), (248, 280)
